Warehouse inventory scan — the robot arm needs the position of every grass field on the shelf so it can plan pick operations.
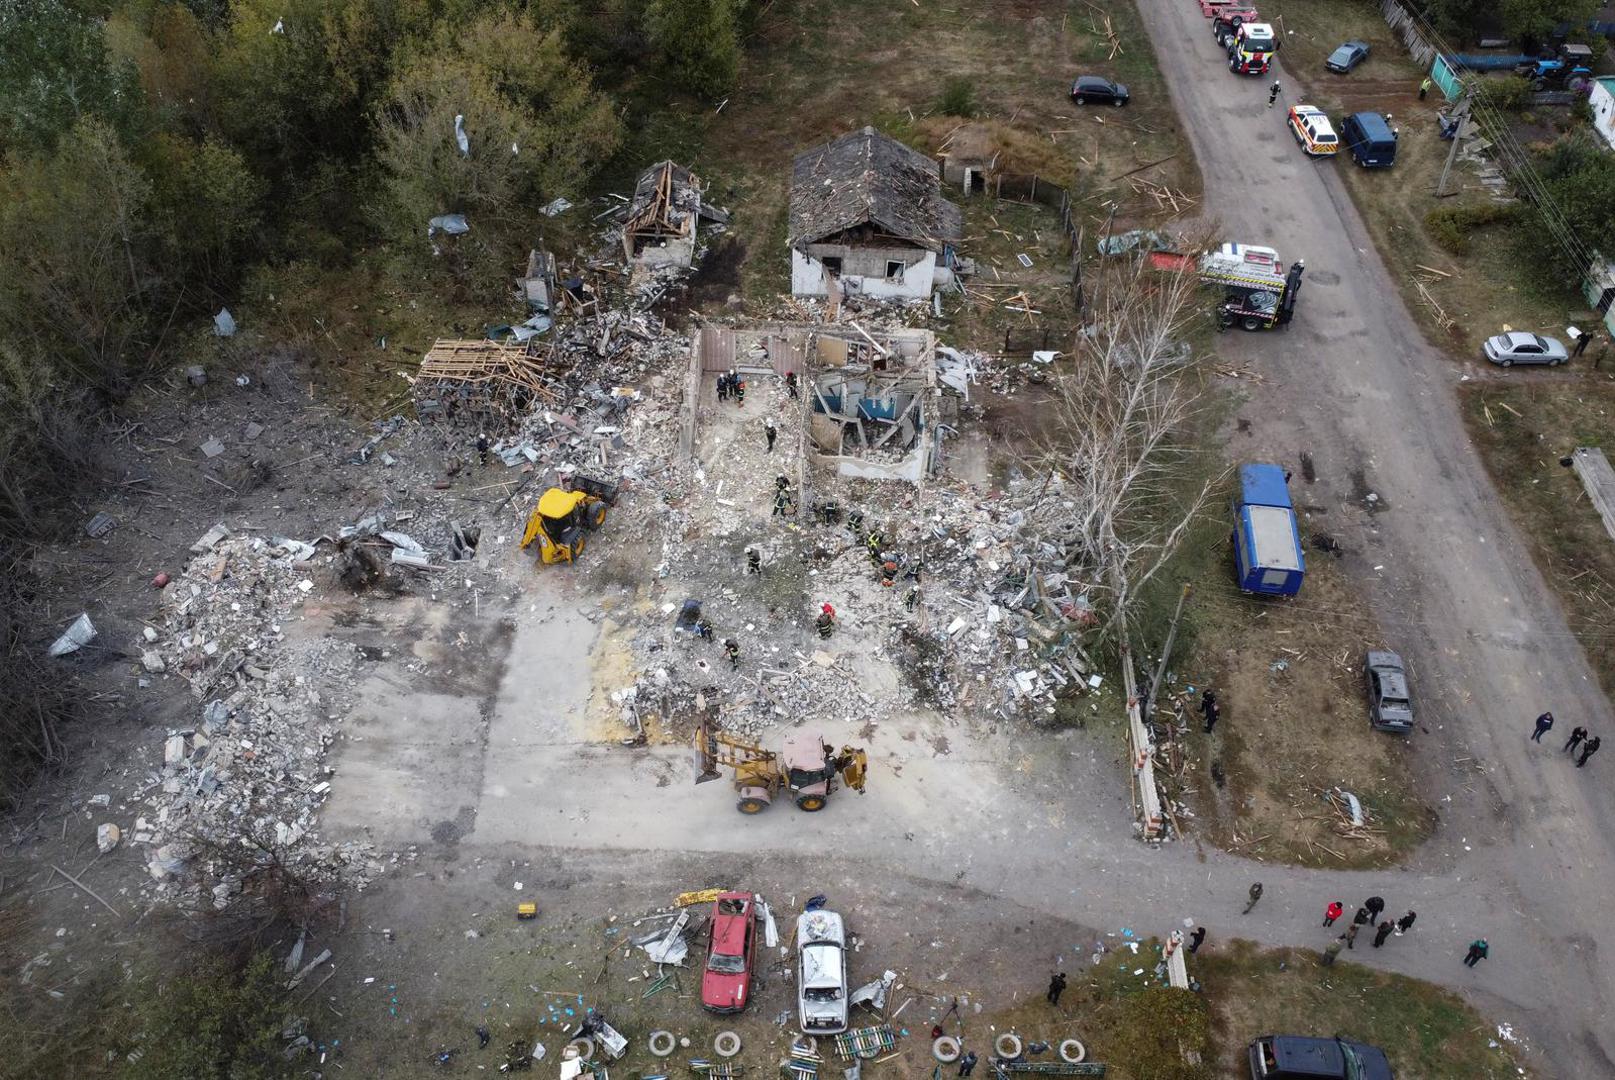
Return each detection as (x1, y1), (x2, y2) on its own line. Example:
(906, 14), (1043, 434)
(1460, 374), (1615, 701)
(1260, 0), (1588, 358)
(1199, 939), (1529, 1078)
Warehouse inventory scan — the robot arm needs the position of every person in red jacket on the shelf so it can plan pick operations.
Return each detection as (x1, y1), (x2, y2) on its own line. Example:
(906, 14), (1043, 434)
(1323, 900), (1344, 927)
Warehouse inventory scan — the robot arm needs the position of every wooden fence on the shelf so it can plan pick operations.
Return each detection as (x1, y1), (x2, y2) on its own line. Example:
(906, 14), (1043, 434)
(1379, 0), (1438, 68)
(985, 172), (1086, 313)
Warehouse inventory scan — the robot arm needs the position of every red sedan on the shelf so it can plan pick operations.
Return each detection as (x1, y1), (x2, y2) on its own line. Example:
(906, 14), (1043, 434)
(700, 891), (758, 1013)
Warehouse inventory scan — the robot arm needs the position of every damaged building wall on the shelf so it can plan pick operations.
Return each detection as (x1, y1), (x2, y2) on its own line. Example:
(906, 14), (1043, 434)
(791, 246), (940, 300)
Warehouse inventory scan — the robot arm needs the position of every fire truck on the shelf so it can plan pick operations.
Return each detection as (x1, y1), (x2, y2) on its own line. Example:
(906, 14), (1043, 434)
(1227, 22), (1277, 75)
(1200, 244), (1304, 330)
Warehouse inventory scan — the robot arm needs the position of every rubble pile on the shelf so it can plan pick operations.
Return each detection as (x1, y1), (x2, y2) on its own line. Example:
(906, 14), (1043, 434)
(132, 526), (382, 906)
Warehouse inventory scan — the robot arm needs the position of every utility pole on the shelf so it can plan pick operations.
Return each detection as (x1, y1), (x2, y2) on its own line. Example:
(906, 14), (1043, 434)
(1435, 87), (1472, 198)
(1146, 583), (1193, 715)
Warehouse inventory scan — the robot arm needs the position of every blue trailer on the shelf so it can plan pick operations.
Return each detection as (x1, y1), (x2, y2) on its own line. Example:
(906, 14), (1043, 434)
(1232, 464), (1305, 596)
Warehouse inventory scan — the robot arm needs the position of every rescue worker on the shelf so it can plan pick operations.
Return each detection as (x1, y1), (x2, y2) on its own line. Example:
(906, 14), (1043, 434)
(476, 432), (490, 466)
(695, 618), (714, 641)
(746, 547), (761, 575)
(764, 418), (777, 452)
(816, 610), (835, 638)
(1268, 80), (1281, 107)
(724, 639), (740, 669)
(786, 370), (800, 399)
(717, 371), (729, 401)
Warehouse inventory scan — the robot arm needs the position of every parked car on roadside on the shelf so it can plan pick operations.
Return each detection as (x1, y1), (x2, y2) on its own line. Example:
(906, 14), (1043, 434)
(1249, 1035), (1394, 1079)
(1286, 104), (1339, 156)
(796, 908), (849, 1034)
(1483, 330), (1569, 366)
(1325, 41), (1371, 73)
(1364, 650), (1413, 734)
(1071, 75), (1129, 106)
(701, 891), (757, 1013)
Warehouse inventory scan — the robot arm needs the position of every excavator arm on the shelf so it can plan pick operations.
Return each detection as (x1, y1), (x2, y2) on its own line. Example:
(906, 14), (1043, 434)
(833, 747), (869, 794)
(693, 718), (776, 784)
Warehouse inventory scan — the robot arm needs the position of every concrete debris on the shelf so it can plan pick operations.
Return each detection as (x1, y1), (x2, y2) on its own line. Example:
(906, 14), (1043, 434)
(85, 512), (117, 538)
(185, 365), (208, 387)
(141, 650), (166, 673)
(47, 614), (97, 657)
(200, 437), (226, 459)
(190, 523), (231, 555)
(97, 823), (122, 853)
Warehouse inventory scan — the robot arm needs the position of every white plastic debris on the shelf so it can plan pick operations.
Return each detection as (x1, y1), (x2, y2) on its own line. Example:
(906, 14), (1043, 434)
(47, 614), (96, 657)
(213, 308), (237, 336)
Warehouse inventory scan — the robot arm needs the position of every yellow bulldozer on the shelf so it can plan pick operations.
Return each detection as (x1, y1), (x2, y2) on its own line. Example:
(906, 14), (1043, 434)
(693, 718), (868, 814)
(520, 475), (619, 564)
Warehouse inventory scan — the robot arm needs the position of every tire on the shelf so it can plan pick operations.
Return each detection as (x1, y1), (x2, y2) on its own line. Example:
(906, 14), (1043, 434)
(996, 1033), (1024, 1060)
(714, 1032), (742, 1058)
(1058, 1040), (1086, 1064)
(796, 793), (827, 811)
(1242, 316), (1264, 332)
(737, 796), (769, 814)
(566, 1038), (596, 1061)
(1113, 97), (1125, 107)
(1075, 96), (1087, 106)
(932, 1037), (962, 1063)
(589, 503), (607, 528)
(1229, 58), (1238, 71)
(1499, 358), (1513, 367)
(648, 1032), (677, 1058)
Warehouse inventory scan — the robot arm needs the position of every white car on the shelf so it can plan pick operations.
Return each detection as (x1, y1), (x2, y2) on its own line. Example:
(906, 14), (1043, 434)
(796, 909), (848, 1033)
(1482, 331), (1569, 367)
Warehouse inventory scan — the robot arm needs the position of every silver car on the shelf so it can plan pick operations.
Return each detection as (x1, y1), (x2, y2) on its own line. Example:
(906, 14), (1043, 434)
(796, 909), (848, 1034)
(1483, 331), (1569, 367)
(1364, 650), (1413, 734)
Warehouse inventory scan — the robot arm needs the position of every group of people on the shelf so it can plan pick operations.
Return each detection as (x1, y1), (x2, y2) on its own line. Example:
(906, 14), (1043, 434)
(1319, 895), (1417, 963)
(1531, 711), (1601, 768)
(715, 368), (746, 405)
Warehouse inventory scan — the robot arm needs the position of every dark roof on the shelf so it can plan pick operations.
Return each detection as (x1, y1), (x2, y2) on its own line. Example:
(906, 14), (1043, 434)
(789, 127), (963, 252)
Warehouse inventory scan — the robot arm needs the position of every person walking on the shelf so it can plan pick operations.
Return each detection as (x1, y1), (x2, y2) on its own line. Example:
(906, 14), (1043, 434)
(1352, 906), (1371, 928)
(1364, 896), (1385, 925)
(724, 639), (741, 669)
(1372, 921), (1394, 948)
(764, 418), (777, 452)
(1418, 76), (1432, 100)
(1323, 901), (1344, 928)
(1243, 882), (1264, 914)
(1578, 735), (1602, 767)
(1463, 939), (1489, 967)
(1532, 711), (1554, 742)
(476, 433), (490, 466)
(1575, 330), (1594, 357)
(1203, 699), (1221, 734)
(958, 1051), (978, 1077)
(1046, 972), (1067, 1005)
(1344, 922), (1360, 950)
(734, 374), (746, 406)
(1188, 927), (1206, 954)
(717, 372), (729, 402)
(1566, 725), (1589, 754)
(1396, 911), (1417, 936)
(1268, 80), (1282, 107)
(785, 371), (800, 399)
(1200, 689), (1217, 720)
(816, 608), (835, 639)
(745, 547), (761, 575)
(1322, 939), (1343, 966)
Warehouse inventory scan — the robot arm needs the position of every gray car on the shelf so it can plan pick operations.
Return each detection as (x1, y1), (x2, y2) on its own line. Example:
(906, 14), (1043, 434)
(1325, 41), (1370, 73)
(1483, 330), (1569, 367)
(1364, 650), (1413, 733)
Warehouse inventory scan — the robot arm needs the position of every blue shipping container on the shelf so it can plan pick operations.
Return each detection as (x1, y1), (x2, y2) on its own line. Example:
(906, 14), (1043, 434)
(1232, 463), (1305, 596)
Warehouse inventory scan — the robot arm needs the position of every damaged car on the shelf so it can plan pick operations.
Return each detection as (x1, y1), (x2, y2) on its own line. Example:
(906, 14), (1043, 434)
(796, 908), (849, 1033)
(701, 891), (758, 1013)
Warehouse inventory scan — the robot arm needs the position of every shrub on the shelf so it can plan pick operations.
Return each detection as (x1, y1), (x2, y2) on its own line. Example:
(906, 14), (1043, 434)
(1424, 202), (1518, 255)
(936, 78), (978, 118)
(1473, 75), (1533, 112)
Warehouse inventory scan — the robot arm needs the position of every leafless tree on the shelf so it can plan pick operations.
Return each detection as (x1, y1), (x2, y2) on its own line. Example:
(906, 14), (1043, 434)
(1020, 248), (1222, 640)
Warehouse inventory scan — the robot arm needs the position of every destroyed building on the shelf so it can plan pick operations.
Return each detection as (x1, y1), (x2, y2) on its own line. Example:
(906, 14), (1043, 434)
(621, 161), (730, 271)
(789, 127), (964, 302)
(411, 339), (567, 428)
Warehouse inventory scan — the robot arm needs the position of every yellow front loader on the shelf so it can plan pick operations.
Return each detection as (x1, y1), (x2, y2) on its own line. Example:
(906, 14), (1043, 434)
(693, 718), (868, 814)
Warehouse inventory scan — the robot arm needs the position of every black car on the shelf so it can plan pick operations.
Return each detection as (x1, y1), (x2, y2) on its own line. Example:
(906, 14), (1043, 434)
(1070, 75), (1129, 106)
(1325, 41), (1370, 73)
(1249, 1035), (1394, 1080)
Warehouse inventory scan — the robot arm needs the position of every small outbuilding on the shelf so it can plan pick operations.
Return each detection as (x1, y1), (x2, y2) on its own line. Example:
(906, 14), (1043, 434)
(789, 127), (963, 301)
(621, 161), (730, 270)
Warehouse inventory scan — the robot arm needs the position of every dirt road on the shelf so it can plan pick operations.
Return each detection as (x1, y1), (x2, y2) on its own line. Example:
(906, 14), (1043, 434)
(1131, 3), (1615, 1071)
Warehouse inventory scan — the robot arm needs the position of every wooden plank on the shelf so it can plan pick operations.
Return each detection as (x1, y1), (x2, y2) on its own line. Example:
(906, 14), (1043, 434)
(1573, 447), (1615, 543)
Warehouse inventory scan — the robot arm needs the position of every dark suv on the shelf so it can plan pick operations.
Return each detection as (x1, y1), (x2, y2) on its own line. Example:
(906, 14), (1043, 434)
(1249, 1035), (1394, 1080)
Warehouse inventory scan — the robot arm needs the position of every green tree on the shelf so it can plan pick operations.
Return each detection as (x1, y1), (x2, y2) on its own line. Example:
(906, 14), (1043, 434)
(643, 0), (743, 98)
(0, 118), (154, 393)
(0, 0), (139, 153)
(143, 134), (267, 285)
(374, 7), (619, 278)
(122, 950), (292, 1080)
(1536, 132), (1615, 266)
(1422, 0), (1599, 42)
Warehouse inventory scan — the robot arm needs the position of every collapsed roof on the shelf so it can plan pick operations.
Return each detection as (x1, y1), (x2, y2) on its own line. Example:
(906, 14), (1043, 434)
(789, 127), (963, 252)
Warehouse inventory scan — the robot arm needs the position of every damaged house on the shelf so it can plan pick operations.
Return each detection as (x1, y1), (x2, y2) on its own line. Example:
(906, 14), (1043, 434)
(621, 161), (730, 271)
(789, 127), (964, 302)
(808, 327), (939, 482)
